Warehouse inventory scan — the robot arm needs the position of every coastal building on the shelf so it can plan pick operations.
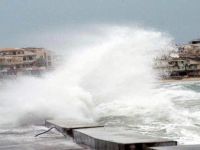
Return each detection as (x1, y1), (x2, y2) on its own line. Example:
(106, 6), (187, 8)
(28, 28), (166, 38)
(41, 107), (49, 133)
(156, 39), (200, 79)
(0, 47), (54, 76)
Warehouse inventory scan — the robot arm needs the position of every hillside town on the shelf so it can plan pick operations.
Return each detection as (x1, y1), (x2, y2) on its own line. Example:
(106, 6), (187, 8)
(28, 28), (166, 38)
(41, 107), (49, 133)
(155, 39), (200, 79)
(0, 47), (57, 78)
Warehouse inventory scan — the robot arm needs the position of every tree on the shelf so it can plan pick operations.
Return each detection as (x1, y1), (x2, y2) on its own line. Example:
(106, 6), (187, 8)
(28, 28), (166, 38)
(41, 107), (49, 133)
(35, 57), (46, 67)
(0, 64), (4, 70)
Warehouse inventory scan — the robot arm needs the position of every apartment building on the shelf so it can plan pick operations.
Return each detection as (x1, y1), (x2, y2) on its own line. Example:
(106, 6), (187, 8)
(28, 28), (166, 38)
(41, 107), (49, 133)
(155, 39), (200, 79)
(0, 47), (53, 76)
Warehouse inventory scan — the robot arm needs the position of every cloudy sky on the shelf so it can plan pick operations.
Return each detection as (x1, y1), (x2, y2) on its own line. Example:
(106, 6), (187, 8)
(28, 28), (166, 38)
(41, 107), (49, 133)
(0, 0), (200, 47)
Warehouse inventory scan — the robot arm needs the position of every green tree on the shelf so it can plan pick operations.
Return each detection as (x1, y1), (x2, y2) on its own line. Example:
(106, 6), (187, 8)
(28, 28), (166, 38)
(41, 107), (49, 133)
(35, 57), (46, 67)
(0, 64), (4, 70)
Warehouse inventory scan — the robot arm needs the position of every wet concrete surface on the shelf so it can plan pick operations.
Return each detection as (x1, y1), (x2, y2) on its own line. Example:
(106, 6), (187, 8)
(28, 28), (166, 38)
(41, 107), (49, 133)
(45, 120), (104, 130)
(45, 120), (104, 137)
(73, 127), (177, 150)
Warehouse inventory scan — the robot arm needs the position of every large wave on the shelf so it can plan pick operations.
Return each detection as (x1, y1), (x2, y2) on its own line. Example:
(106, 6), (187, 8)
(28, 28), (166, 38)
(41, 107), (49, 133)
(1, 25), (189, 141)
(0, 25), (173, 126)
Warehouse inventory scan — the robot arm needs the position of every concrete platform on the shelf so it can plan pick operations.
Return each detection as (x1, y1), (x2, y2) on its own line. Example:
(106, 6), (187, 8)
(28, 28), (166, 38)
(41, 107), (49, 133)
(45, 120), (104, 137)
(149, 145), (200, 150)
(73, 127), (177, 150)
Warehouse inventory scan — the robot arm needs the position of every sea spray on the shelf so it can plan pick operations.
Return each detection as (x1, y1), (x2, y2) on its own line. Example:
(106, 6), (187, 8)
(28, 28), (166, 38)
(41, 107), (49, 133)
(0, 25), (174, 128)
(2, 25), (200, 144)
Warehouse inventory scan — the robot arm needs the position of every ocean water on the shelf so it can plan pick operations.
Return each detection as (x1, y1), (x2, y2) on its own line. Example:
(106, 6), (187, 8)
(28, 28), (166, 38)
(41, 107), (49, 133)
(97, 81), (200, 144)
(0, 25), (200, 145)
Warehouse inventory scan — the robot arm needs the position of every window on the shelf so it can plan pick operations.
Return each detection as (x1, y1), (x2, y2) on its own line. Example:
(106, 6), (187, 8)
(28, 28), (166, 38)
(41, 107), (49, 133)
(29, 56), (33, 60)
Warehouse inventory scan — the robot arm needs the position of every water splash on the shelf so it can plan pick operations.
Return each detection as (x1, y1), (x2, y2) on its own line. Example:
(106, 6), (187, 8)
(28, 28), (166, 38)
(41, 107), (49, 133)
(0, 25), (174, 127)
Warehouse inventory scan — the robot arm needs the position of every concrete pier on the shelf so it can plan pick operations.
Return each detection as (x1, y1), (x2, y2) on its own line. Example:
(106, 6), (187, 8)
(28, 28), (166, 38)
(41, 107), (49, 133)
(45, 120), (177, 150)
(45, 120), (104, 137)
(73, 127), (177, 150)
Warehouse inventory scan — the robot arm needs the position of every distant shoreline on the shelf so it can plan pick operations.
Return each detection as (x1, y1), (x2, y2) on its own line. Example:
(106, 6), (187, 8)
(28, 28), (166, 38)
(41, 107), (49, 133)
(161, 77), (200, 83)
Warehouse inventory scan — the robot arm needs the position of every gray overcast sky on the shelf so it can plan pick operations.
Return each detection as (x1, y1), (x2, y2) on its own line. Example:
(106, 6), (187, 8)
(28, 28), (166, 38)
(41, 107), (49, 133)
(0, 0), (200, 47)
